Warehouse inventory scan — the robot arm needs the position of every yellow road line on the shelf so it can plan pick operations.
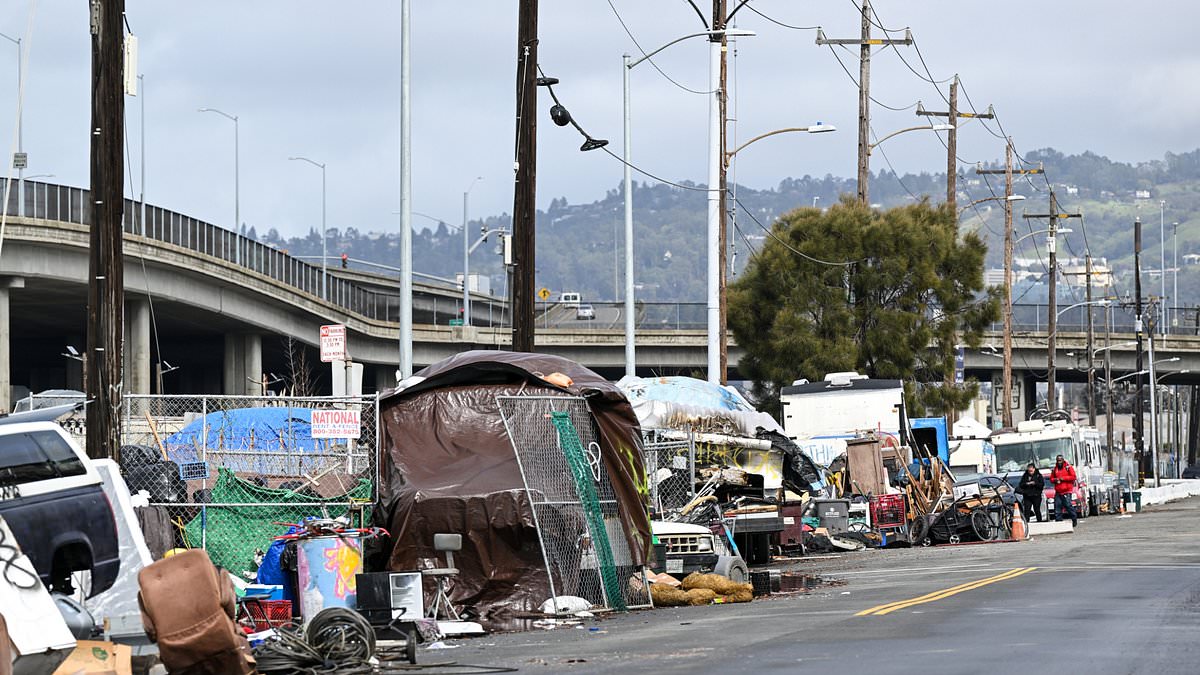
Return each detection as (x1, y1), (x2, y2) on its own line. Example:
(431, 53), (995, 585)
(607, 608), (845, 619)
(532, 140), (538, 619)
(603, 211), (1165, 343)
(853, 567), (1028, 617)
(856, 567), (1037, 617)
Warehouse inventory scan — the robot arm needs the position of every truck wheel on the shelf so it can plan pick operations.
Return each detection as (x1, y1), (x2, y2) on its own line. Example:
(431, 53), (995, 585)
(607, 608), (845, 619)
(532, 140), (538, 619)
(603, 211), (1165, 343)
(713, 555), (749, 583)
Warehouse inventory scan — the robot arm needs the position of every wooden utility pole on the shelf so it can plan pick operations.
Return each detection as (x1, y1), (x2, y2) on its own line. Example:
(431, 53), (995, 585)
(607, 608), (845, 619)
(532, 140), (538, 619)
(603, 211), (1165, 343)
(816, 1), (910, 206)
(916, 76), (993, 213)
(1085, 255), (1096, 425)
(511, 0), (538, 353)
(714, 0), (729, 384)
(86, 0), (125, 461)
(1022, 191), (1080, 411)
(976, 144), (1040, 427)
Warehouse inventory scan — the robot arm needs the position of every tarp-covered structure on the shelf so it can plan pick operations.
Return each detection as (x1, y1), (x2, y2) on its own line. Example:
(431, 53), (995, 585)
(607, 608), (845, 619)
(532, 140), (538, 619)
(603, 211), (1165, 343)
(373, 351), (651, 627)
(619, 376), (825, 494)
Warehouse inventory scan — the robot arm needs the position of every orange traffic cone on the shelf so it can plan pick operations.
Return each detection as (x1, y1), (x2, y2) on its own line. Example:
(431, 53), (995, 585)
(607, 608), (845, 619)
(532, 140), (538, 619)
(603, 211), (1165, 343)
(1011, 504), (1027, 540)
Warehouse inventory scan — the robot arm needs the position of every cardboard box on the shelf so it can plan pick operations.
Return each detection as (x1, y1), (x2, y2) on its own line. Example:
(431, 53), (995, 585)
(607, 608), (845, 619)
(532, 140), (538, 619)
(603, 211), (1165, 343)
(51, 641), (132, 675)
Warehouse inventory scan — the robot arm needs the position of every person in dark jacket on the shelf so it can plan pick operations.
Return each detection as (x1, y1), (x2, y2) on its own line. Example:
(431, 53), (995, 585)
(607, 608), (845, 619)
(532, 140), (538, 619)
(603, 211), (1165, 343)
(1016, 463), (1046, 523)
(1050, 454), (1079, 526)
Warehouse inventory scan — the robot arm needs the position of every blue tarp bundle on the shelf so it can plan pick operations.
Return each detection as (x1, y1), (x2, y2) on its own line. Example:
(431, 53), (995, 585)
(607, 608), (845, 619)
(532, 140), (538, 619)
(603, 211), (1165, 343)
(163, 407), (329, 475)
(619, 376), (754, 413)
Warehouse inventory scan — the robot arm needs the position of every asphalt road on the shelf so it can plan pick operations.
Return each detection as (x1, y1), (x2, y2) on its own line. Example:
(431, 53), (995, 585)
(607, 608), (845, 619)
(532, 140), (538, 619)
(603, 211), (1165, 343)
(431, 498), (1200, 674)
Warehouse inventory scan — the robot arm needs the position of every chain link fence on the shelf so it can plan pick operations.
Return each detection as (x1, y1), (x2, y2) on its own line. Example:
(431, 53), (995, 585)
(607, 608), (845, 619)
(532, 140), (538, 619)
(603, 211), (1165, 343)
(119, 395), (377, 580)
(496, 395), (651, 612)
(643, 430), (696, 518)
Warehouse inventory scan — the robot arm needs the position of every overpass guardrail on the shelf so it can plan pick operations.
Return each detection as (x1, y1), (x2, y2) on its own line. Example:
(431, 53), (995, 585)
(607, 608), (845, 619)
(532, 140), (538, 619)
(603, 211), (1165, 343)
(8, 180), (1198, 335)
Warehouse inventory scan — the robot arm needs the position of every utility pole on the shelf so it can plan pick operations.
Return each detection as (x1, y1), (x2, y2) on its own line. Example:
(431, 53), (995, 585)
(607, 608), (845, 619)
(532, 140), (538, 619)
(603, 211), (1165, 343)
(816, 1), (911, 206)
(916, 76), (993, 213)
(511, 0), (538, 353)
(1134, 217), (1145, 482)
(1022, 191), (1080, 411)
(714, 0), (729, 385)
(976, 146), (1041, 427)
(87, 0), (125, 461)
(1104, 302), (1114, 469)
(1086, 255), (1096, 425)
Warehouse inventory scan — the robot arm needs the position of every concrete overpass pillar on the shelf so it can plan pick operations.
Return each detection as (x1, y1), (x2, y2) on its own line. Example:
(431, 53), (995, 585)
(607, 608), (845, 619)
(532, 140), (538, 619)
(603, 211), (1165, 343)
(244, 334), (262, 396)
(0, 284), (9, 413)
(224, 333), (262, 396)
(126, 298), (151, 395)
(224, 334), (244, 396)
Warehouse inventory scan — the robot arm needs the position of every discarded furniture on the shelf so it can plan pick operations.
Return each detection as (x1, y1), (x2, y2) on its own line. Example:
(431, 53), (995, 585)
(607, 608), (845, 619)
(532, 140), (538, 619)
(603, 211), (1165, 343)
(427, 533), (462, 620)
(137, 549), (255, 675)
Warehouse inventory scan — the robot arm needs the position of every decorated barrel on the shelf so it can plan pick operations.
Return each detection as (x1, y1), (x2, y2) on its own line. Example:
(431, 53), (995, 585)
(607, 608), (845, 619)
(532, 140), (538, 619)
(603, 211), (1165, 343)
(295, 534), (363, 620)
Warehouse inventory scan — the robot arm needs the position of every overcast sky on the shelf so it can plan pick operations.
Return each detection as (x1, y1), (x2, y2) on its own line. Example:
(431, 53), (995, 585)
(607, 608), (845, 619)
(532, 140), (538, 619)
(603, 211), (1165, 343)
(2, 1), (1197, 237)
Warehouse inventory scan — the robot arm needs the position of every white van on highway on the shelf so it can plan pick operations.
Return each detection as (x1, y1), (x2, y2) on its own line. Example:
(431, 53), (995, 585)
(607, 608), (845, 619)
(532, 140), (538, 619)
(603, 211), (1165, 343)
(558, 292), (582, 307)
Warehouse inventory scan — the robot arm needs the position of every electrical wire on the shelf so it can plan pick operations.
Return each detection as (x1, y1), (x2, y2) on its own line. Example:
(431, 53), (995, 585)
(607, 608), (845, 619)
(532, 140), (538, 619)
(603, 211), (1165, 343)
(826, 44), (919, 111)
(867, 126), (922, 202)
(682, 0), (710, 29)
(733, 194), (862, 267)
(606, 0), (715, 95)
(742, 3), (818, 30)
(598, 146), (712, 193)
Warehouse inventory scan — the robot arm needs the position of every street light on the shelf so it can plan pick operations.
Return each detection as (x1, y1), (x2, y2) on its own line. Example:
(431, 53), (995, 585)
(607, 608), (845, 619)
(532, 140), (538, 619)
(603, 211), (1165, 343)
(866, 124), (954, 154)
(725, 124), (837, 163)
(623, 27), (754, 380)
(462, 176), (483, 328)
(288, 156), (327, 300)
(197, 107), (240, 262)
(958, 194), (1024, 215)
(1, 31), (23, 215)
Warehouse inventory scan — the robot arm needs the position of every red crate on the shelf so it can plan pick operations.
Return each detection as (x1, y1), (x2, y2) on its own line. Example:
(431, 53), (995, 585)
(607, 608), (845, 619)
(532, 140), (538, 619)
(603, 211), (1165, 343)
(242, 599), (293, 632)
(870, 494), (906, 529)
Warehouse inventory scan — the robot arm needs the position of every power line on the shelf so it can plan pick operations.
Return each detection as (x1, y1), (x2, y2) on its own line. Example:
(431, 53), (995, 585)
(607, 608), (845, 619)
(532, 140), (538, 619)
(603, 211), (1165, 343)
(742, 3), (818, 30)
(606, 0), (716, 95)
(827, 44), (919, 111)
(732, 194), (862, 267)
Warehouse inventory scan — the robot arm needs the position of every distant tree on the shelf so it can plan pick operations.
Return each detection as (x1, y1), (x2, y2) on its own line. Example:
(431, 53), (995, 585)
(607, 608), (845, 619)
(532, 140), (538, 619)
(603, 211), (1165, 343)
(246, 225), (257, 241)
(729, 196), (1001, 416)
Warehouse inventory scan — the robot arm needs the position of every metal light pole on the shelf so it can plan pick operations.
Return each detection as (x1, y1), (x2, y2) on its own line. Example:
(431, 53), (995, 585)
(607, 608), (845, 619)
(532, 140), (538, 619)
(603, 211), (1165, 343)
(1173, 221), (1179, 331)
(1, 32), (23, 215)
(1160, 200), (1166, 335)
(399, 0), (413, 379)
(623, 29), (745, 381)
(139, 74), (145, 235)
(462, 176), (482, 327)
(198, 107), (239, 262)
(288, 156), (327, 299)
(623, 52), (635, 378)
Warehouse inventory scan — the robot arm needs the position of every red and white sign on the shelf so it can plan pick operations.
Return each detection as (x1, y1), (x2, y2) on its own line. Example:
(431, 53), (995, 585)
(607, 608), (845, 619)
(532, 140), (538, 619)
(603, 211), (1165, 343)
(320, 324), (347, 363)
(311, 408), (361, 439)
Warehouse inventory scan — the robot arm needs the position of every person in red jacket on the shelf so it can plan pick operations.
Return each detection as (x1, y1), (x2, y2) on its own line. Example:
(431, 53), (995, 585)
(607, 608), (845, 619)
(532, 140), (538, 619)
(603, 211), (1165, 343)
(1050, 454), (1078, 526)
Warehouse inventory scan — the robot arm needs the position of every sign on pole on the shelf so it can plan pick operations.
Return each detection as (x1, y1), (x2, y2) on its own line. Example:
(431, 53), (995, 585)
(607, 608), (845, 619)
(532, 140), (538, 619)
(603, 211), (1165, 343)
(311, 408), (361, 439)
(537, 287), (551, 301)
(320, 324), (347, 363)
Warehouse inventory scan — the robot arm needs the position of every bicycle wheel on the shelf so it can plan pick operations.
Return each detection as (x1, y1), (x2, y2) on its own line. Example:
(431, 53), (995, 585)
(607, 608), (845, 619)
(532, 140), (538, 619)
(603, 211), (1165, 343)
(970, 508), (1001, 541)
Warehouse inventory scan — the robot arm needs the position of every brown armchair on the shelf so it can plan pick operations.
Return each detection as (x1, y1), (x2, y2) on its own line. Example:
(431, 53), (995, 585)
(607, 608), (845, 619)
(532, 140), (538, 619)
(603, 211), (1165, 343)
(137, 550), (256, 675)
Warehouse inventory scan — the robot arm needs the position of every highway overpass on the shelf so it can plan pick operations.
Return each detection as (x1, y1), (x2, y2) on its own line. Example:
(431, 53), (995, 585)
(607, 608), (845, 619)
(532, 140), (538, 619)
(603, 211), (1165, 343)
(3, 180), (1199, 412)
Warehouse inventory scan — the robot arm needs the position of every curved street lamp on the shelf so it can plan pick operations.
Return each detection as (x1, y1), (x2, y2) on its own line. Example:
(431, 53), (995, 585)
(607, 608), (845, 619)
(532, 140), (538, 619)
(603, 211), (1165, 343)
(197, 108), (240, 247)
(867, 123), (954, 155)
(288, 156), (327, 300)
(725, 124), (837, 165)
(619, 28), (755, 379)
(958, 194), (1024, 215)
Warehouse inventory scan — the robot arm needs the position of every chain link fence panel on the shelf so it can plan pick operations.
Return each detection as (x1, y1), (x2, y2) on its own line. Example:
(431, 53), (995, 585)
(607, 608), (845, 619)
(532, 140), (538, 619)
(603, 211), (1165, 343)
(119, 395), (377, 579)
(642, 430), (696, 519)
(496, 395), (651, 612)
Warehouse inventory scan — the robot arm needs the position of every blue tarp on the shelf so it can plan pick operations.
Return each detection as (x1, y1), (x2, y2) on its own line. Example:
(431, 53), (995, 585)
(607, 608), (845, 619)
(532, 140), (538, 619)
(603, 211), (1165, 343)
(619, 376), (754, 413)
(163, 407), (330, 475)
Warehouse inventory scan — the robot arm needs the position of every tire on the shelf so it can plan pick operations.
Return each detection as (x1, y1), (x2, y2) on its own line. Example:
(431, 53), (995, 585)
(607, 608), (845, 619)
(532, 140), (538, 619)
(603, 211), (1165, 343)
(970, 509), (1001, 541)
(713, 555), (749, 583)
(908, 515), (929, 544)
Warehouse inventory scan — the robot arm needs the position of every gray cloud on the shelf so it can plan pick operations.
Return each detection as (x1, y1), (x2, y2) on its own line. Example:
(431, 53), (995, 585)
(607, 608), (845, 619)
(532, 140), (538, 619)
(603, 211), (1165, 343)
(1, 0), (1195, 237)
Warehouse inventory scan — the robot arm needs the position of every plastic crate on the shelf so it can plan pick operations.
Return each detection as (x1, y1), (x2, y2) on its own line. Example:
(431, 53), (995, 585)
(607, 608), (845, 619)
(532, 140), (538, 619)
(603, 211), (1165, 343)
(749, 571), (772, 597)
(870, 494), (907, 529)
(242, 599), (293, 632)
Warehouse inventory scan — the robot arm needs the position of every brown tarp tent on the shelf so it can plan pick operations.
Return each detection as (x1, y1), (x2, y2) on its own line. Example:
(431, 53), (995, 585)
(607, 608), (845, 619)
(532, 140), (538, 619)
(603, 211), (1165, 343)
(372, 351), (651, 627)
